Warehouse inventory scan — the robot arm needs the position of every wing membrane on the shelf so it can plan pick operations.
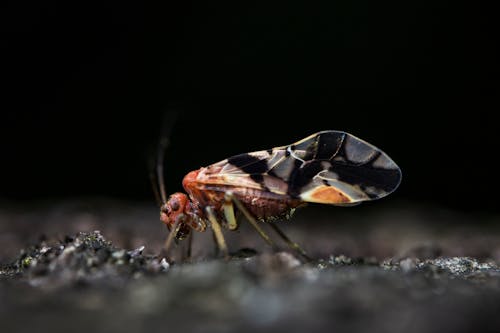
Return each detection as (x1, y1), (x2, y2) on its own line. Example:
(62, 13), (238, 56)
(197, 131), (402, 204)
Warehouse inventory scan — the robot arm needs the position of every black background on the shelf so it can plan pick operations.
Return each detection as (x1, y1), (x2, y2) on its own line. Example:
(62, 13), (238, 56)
(2, 1), (498, 212)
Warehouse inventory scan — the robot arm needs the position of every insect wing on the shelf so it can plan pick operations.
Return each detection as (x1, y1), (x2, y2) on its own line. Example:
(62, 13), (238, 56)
(198, 131), (401, 205)
(288, 131), (401, 204)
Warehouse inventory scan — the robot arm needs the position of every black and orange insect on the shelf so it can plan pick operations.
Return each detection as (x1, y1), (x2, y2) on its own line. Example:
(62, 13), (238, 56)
(152, 130), (401, 259)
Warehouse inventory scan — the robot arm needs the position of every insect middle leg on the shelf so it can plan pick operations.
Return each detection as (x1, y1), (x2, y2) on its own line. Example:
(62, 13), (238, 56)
(205, 206), (230, 259)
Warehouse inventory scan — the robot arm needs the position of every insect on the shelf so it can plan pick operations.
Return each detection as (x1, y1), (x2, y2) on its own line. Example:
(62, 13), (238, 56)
(152, 130), (401, 260)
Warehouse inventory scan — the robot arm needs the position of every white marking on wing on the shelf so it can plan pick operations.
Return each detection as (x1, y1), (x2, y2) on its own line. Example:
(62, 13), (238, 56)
(372, 154), (398, 170)
(344, 136), (378, 164)
(287, 146), (306, 166)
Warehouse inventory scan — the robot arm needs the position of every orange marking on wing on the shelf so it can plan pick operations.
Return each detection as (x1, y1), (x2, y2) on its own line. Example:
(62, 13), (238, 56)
(309, 185), (351, 204)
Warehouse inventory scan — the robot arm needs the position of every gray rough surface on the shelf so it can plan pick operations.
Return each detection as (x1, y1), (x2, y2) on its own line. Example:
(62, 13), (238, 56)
(1, 200), (499, 333)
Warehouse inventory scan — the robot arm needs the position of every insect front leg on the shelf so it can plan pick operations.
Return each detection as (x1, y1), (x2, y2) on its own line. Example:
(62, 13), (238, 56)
(184, 231), (193, 260)
(162, 213), (184, 259)
(205, 206), (229, 259)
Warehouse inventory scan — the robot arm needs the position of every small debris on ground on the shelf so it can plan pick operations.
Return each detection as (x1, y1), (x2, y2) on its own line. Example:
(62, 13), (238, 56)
(1, 231), (169, 288)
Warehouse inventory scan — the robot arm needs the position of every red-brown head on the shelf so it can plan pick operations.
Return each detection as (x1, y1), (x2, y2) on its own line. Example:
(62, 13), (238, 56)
(160, 192), (192, 239)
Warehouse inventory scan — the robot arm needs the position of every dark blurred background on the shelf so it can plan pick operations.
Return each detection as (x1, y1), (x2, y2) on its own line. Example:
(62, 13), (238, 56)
(1, 1), (498, 212)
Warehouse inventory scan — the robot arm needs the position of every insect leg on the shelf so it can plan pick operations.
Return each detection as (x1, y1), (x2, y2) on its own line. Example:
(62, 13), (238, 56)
(267, 223), (311, 261)
(162, 214), (183, 258)
(184, 231), (193, 260)
(205, 206), (229, 259)
(225, 192), (310, 260)
(225, 192), (277, 250)
(222, 199), (238, 230)
(211, 231), (220, 257)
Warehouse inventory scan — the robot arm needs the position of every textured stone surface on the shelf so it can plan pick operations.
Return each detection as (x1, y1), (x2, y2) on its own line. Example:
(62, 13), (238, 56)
(1, 200), (499, 333)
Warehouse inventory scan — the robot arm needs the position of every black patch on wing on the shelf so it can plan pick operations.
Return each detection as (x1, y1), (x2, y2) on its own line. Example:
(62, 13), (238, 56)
(288, 160), (323, 198)
(227, 153), (270, 190)
(303, 135), (319, 160)
(250, 173), (265, 184)
(330, 160), (401, 196)
(315, 132), (345, 160)
(227, 153), (268, 174)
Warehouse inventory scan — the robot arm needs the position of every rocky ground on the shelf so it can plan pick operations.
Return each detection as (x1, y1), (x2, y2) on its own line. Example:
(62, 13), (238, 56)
(0, 199), (499, 333)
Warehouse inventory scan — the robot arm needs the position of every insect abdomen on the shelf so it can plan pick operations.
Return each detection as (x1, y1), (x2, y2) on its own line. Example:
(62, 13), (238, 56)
(190, 182), (300, 222)
(233, 188), (301, 221)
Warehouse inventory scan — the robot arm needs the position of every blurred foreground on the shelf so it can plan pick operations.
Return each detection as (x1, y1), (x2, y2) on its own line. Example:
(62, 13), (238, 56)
(0, 199), (499, 333)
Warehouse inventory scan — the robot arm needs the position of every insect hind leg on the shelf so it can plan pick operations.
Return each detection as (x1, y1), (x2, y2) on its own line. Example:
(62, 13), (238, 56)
(225, 192), (310, 261)
(224, 192), (278, 250)
(267, 223), (311, 261)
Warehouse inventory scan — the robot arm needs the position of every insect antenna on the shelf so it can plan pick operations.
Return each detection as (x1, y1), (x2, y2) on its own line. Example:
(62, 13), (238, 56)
(153, 111), (179, 205)
(149, 162), (163, 207)
(156, 136), (169, 204)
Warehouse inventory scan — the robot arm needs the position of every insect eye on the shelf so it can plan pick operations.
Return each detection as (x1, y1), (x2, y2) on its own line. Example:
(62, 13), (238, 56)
(161, 205), (170, 214)
(170, 199), (180, 211)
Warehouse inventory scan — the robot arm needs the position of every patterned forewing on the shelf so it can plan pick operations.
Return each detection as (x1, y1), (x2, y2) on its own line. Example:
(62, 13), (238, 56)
(198, 131), (401, 205)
